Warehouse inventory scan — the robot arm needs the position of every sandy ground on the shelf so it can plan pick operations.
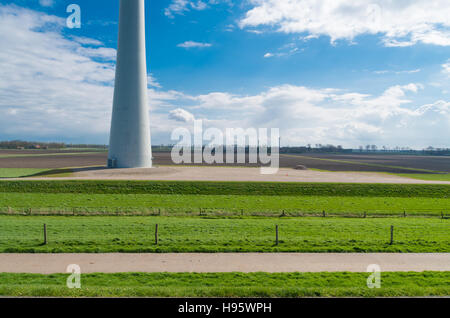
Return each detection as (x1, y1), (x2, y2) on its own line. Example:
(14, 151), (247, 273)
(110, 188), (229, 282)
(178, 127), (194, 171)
(0, 253), (449, 274)
(17, 166), (450, 184)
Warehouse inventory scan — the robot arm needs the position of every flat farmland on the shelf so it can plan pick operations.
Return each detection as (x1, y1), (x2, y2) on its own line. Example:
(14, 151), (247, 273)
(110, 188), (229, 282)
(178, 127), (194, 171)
(0, 149), (103, 155)
(304, 153), (450, 173)
(0, 150), (449, 178)
(0, 151), (107, 169)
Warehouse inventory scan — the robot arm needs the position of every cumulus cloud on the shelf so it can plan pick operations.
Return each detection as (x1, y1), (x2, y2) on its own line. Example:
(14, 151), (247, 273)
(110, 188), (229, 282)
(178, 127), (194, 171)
(169, 108), (196, 122)
(177, 84), (449, 148)
(0, 5), (179, 143)
(240, 0), (450, 47)
(177, 41), (212, 48)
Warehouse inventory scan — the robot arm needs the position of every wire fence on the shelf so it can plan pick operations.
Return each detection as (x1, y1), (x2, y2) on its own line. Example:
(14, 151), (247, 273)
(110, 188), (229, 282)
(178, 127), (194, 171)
(0, 206), (447, 218)
(0, 219), (448, 251)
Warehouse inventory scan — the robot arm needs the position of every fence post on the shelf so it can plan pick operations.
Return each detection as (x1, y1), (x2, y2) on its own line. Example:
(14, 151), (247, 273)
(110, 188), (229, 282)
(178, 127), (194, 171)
(275, 225), (279, 246)
(43, 224), (47, 245)
(155, 224), (158, 245)
(390, 225), (394, 245)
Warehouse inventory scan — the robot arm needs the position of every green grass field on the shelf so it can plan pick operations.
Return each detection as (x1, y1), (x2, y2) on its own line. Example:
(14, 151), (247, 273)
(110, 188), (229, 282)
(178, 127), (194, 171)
(0, 192), (448, 216)
(0, 272), (448, 297)
(394, 173), (450, 181)
(1, 180), (449, 197)
(0, 216), (448, 253)
(0, 181), (448, 216)
(0, 168), (50, 178)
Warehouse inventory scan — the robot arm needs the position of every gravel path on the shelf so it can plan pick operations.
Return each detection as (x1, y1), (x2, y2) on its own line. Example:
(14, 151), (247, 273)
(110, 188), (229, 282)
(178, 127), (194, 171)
(0, 253), (449, 274)
(15, 166), (450, 184)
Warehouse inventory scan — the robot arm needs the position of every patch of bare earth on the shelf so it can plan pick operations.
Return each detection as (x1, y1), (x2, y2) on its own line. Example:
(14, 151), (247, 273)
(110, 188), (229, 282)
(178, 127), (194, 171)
(20, 166), (450, 184)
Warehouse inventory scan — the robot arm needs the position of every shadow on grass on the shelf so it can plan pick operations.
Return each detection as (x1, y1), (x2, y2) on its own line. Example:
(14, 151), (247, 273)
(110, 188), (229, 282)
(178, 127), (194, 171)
(28, 166), (107, 178)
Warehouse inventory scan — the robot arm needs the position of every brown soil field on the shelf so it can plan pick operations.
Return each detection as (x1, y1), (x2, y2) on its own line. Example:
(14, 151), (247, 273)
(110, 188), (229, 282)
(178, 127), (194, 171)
(156, 152), (447, 174)
(0, 153), (107, 168)
(0, 149), (104, 155)
(305, 153), (450, 173)
(0, 151), (448, 174)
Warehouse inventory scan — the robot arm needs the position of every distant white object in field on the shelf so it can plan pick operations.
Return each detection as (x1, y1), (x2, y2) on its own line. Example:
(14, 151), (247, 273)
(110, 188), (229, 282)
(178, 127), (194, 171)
(108, 0), (152, 168)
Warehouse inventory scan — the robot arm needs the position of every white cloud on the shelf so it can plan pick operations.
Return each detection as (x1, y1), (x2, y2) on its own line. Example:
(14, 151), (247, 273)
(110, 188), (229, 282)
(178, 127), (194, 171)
(165, 0), (210, 18)
(240, 0), (450, 47)
(374, 69), (421, 75)
(0, 5), (179, 142)
(177, 83), (449, 148)
(71, 36), (103, 46)
(165, 0), (233, 18)
(443, 60), (450, 74)
(39, 0), (54, 7)
(169, 108), (196, 122)
(177, 41), (212, 48)
(263, 42), (302, 58)
(147, 74), (162, 88)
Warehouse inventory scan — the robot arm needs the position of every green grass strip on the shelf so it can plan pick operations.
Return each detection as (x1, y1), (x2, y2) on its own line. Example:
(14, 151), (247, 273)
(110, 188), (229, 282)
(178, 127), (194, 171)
(0, 193), (448, 216)
(0, 181), (449, 198)
(0, 216), (448, 253)
(0, 272), (448, 297)
(0, 169), (50, 178)
(393, 173), (450, 182)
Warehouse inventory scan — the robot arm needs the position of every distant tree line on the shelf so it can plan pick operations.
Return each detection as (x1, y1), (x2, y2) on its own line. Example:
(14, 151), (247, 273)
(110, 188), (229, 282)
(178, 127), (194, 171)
(0, 140), (107, 150)
(2, 140), (448, 156)
(0, 140), (64, 149)
(357, 145), (450, 156)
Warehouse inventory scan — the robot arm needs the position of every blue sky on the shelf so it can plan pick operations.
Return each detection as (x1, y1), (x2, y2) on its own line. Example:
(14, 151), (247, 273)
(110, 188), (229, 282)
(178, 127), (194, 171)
(0, 0), (449, 148)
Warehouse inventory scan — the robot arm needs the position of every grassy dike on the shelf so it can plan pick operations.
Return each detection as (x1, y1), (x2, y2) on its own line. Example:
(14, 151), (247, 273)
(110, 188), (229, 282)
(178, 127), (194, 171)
(0, 180), (449, 196)
(0, 272), (448, 297)
(0, 181), (449, 216)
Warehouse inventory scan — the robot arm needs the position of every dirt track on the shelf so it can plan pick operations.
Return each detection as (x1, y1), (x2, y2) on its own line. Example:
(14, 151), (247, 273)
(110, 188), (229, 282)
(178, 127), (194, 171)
(0, 253), (448, 273)
(23, 166), (450, 184)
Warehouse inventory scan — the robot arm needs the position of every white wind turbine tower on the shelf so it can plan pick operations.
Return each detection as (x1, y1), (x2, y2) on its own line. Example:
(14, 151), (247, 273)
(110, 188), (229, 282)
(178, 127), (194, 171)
(108, 0), (152, 168)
